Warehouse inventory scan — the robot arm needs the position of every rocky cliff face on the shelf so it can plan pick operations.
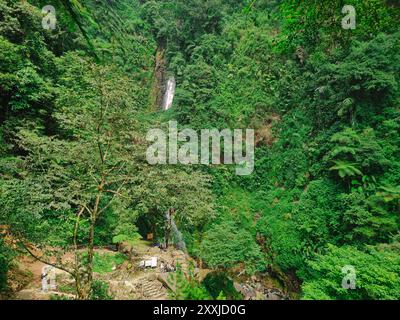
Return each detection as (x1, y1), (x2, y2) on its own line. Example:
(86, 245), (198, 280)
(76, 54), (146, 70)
(150, 46), (166, 111)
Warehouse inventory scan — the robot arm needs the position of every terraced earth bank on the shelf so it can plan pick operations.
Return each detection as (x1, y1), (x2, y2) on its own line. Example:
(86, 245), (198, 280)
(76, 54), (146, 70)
(9, 241), (289, 300)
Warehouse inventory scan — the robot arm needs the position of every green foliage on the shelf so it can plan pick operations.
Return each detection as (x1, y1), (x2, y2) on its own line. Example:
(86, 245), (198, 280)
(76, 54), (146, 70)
(329, 160), (362, 179)
(200, 219), (265, 274)
(338, 192), (397, 245)
(377, 185), (400, 203)
(202, 272), (243, 300)
(111, 206), (141, 246)
(0, 238), (11, 293)
(168, 263), (212, 300)
(93, 253), (126, 274)
(302, 245), (400, 300)
(277, 0), (400, 53)
(1, 0), (400, 300)
(91, 280), (113, 300)
(58, 283), (77, 295)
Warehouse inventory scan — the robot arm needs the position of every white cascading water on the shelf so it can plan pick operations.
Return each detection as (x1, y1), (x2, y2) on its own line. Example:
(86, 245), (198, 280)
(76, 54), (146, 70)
(161, 77), (176, 110)
(170, 218), (186, 251)
(165, 209), (186, 251)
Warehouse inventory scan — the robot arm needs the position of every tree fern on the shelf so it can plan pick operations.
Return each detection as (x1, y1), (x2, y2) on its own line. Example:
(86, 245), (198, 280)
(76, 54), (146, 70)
(329, 160), (363, 178)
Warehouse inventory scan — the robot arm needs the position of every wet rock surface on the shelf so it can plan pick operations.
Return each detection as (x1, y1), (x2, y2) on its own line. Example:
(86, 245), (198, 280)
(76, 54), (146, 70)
(234, 279), (289, 300)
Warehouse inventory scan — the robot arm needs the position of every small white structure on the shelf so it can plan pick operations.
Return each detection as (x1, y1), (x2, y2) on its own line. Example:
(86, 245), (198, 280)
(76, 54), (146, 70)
(41, 266), (56, 292)
(140, 257), (158, 269)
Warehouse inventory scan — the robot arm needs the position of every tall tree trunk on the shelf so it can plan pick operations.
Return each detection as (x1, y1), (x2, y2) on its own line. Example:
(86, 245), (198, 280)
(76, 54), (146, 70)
(76, 191), (102, 300)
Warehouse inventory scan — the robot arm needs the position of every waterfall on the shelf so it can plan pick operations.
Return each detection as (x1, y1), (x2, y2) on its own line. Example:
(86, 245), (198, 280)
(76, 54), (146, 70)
(170, 218), (186, 251)
(161, 77), (176, 111)
(165, 209), (186, 251)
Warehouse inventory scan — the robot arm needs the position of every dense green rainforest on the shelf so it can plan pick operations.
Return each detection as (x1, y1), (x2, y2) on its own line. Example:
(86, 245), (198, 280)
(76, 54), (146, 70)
(0, 0), (400, 300)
